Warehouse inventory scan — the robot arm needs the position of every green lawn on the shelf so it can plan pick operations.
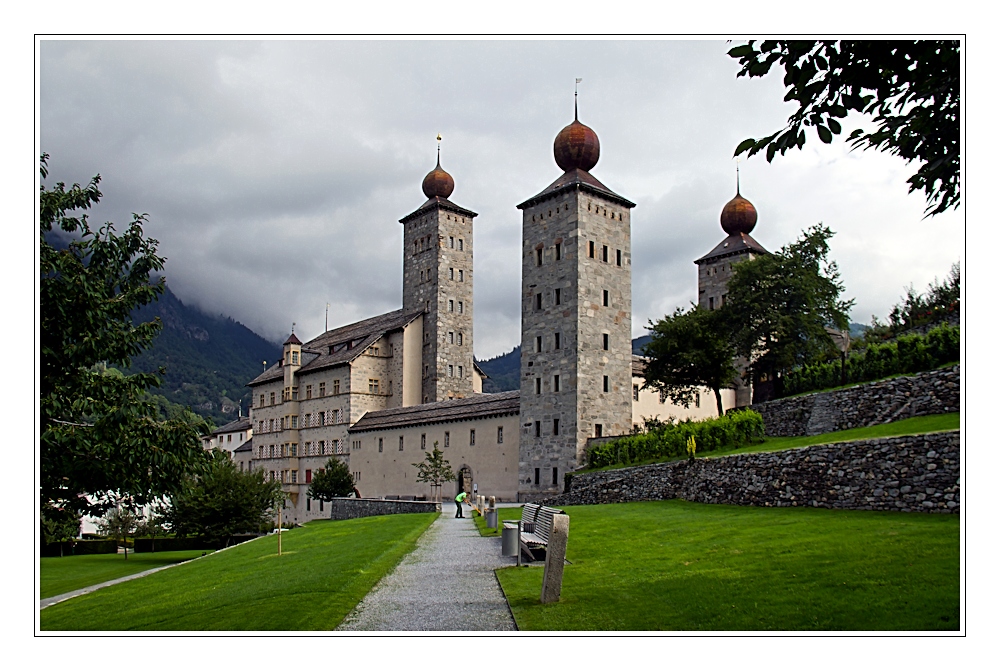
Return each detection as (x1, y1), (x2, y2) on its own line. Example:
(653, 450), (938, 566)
(40, 550), (210, 599)
(496, 500), (959, 631)
(41, 513), (438, 631)
(580, 412), (960, 473)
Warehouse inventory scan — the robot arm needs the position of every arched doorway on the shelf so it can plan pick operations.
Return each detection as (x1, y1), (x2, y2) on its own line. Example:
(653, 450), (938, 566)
(457, 465), (472, 497)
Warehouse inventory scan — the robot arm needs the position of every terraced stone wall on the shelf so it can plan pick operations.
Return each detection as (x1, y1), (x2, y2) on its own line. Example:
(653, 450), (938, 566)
(328, 498), (441, 520)
(749, 365), (960, 437)
(543, 430), (959, 514)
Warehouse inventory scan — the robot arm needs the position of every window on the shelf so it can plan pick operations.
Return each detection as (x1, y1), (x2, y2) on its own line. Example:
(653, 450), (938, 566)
(553, 418), (560, 435)
(449, 300), (455, 312)
(269, 418), (275, 432)
(399, 436), (404, 451)
(459, 270), (464, 282)
(589, 241), (595, 258)
(378, 438), (383, 452)
(369, 379), (380, 394)
(449, 364), (454, 377)
(535, 378), (542, 394)
(319, 382), (325, 397)
(555, 288), (561, 305)
(291, 351), (299, 365)
(291, 416), (298, 429)
(458, 239), (464, 251)
(421, 434), (426, 450)
(535, 294), (542, 310)
(259, 394), (264, 408)
(534, 421), (541, 438)
(595, 424), (603, 438)
(445, 432), (450, 448)
(603, 290), (609, 307)
(319, 411), (325, 426)
(536, 248), (543, 266)
(420, 270), (425, 282)
(709, 296), (714, 310)
(270, 392), (276, 405)
(458, 301), (463, 314)
(554, 332), (561, 349)
(319, 440), (325, 454)
(695, 395), (700, 408)
(306, 497), (310, 511)
(603, 333), (609, 350)
(449, 331), (454, 344)
(555, 242), (562, 260)
(603, 375), (609, 392)
(534, 468), (540, 485)
(305, 469), (312, 484)
(457, 333), (463, 345)
(449, 267), (454, 280)
(305, 413), (311, 427)
(470, 429), (476, 446)
(553, 374), (560, 392)
(633, 384), (639, 401)
(449, 236), (455, 248)
(617, 249), (622, 266)
(553, 467), (559, 486)
(660, 390), (667, 404)
(497, 426), (504, 443)
(458, 365), (463, 378)
(602, 245), (608, 262)
(333, 379), (340, 395)
(722, 294), (727, 307)
(536, 335), (542, 352)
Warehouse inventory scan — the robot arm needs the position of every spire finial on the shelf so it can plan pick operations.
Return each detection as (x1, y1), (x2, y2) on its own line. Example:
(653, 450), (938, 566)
(736, 157), (741, 195)
(436, 133), (442, 167)
(291, 322), (296, 335)
(574, 78), (582, 121)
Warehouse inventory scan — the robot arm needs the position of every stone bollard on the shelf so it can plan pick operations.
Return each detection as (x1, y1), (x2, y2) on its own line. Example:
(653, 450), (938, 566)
(540, 514), (570, 604)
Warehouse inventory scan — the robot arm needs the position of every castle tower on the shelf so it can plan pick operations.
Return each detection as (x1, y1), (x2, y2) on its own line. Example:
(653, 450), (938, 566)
(400, 144), (478, 403)
(281, 330), (302, 506)
(516, 100), (635, 500)
(694, 171), (768, 406)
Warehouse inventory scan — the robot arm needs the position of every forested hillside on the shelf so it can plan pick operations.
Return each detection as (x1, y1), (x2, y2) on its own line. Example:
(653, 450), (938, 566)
(129, 285), (281, 426)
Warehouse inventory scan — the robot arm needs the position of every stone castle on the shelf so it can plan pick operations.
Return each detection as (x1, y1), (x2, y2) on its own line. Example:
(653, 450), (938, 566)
(216, 101), (768, 523)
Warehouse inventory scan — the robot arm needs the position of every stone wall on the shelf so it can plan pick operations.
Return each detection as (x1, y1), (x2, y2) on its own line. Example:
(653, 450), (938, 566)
(328, 498), (441, 520)
(750, 365), (960, 437)
(544, 430), (959, 514)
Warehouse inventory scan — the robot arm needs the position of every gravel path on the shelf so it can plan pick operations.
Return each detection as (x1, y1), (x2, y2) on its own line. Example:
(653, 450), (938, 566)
(337, 503), (518, 631)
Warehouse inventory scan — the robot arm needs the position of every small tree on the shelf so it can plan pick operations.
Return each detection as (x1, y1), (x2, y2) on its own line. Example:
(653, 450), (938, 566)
(135, 505), (169, 553)
(41, 504), (81, 557)
(307, 458), (355, 502)
(412, 442), (455, 503)
(642, 305), (739, 417)
(165, 450), (282, 547)
(97, 503), (139, 559)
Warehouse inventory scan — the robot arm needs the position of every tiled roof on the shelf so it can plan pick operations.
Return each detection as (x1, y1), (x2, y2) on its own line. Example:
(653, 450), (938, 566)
(349, 391), (520, 433)
(517, 168), (635, 210)
(213, 416), (252, 436)
(694, 232), (769, 264)
(233, 439), (252, 453)
(632, 355), (648, 378)
(247, 309), (422, 387)
(399, 196), (478, 224)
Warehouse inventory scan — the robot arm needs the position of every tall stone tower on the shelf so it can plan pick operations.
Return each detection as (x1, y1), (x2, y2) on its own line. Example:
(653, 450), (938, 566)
(694, 174), (768, 406)
(516, 103), (635, 500)
(400, 147), (478, 403)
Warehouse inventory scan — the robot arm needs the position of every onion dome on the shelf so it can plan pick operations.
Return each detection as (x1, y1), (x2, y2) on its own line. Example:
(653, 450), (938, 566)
(421, 152), (455, 199)
(553, 105), (600, 172)
(720, 188), (758, 235)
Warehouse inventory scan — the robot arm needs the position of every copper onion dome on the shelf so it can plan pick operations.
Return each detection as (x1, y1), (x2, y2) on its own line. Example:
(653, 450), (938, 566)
(553, 103), (600, 172)
(720, 187), (758, 235)
(421, 151), (455, 199)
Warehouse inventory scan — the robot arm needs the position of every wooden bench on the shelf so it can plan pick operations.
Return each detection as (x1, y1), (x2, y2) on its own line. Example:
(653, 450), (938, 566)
(503, 503), (564, 561)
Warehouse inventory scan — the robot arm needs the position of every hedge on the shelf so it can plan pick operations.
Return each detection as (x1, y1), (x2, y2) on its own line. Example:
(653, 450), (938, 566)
(585, 409), (766, 469)
(41, 539), (118, 557)
(782, 323), (960, 397)
(133, 534), (259, 553)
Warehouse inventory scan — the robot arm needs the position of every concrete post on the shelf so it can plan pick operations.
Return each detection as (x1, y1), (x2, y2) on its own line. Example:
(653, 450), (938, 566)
(540, 513), (570, 604)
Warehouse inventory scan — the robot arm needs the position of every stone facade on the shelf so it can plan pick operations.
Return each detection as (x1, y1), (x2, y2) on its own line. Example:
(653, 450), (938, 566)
(401, 202), (478, 403)
(750, 365), (961, 437)
(544, 430), (960, 514)
(328, 498), (440, 521)
(517, 178), (634, 500)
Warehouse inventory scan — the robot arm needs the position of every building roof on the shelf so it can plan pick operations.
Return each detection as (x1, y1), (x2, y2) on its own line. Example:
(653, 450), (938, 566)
(248, 309), (423, 387)
(283, 332), (302, 346)
(399, 196), (478, 224)
(212, 416), (252, 436)
(694, 232), (769, 265)
(517, 168), (635, 210)
(632, 355), (648, 378)
(233, 439), (252, 453)
(349, 391), (520, 433)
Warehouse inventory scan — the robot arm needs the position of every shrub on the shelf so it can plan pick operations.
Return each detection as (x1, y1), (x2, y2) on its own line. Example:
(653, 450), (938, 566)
(586, 409), (765, 469)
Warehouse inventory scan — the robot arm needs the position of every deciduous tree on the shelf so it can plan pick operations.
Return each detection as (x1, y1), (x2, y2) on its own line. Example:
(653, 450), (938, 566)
(729, 40), (959, 216)
(40, 154), (208, 517)
(641, 305), (738, 417)
(307, 458), (355, 502)
(412, 443), (455, 503)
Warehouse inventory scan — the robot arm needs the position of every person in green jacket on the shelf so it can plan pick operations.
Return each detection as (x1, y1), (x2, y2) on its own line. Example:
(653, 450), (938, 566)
(455, 491), (468, 518)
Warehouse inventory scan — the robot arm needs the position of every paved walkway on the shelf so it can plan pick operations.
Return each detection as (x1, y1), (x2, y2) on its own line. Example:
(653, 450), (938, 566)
(337, 502), (518, 631)
(40, 562), (183, 610)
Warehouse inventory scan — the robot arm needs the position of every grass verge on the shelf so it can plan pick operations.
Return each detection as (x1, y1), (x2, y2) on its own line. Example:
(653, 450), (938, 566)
(472, 508), (525, 537)
(40, 550), (211, 599)
(580, 412), (959, 473)
(495, 500), (958, 631)
(40, 513), (438, 631)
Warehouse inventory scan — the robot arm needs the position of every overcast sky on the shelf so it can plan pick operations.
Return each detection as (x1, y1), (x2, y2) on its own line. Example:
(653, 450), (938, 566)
(39, 39), (963, 359)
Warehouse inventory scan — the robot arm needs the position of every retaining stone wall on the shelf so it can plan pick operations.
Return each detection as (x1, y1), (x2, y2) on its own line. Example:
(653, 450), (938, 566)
(543, 430), (959, 514)
(750, 365), (960, 437)
(328, 498), (441, 520)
